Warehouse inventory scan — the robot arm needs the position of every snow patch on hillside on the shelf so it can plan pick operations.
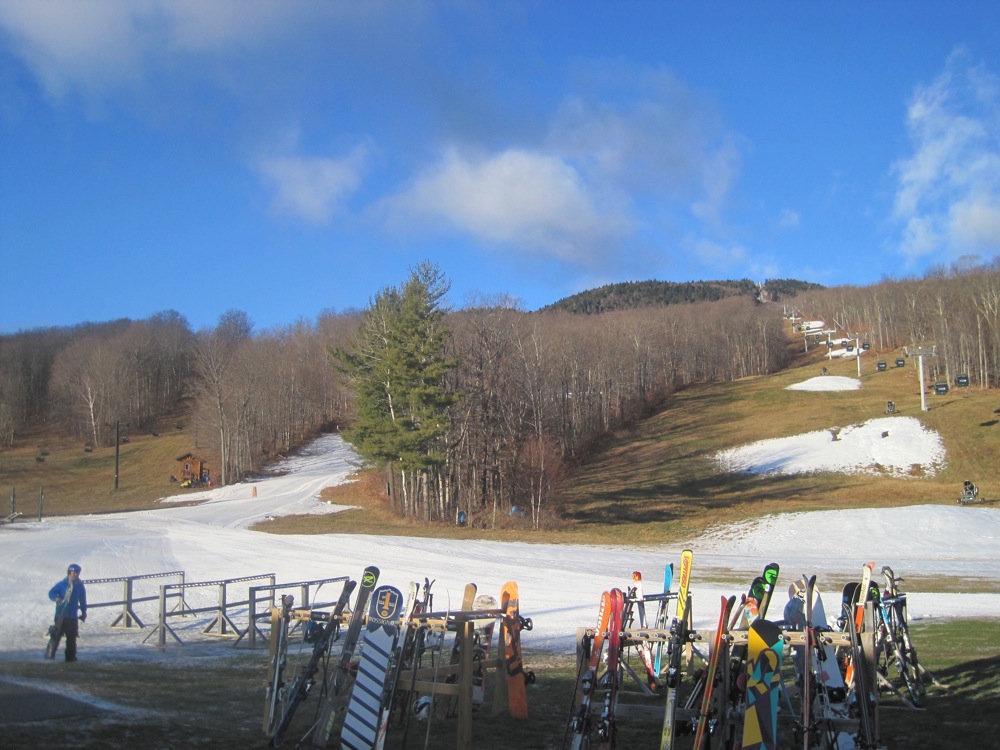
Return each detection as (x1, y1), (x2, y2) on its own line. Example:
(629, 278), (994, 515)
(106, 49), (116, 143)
(713, 416), (946, 478)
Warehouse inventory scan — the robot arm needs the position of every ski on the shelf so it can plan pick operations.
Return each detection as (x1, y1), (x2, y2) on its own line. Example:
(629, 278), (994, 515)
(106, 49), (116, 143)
(843, 562), (874, 689)
(269, 579), (358, 747)
(630, 571), (658, 688)
(843, 563), (878, 750)
(802, 575), (816, 750)
(881, 566), (939, 691)
(311, 565), (380, 748)
(597, 588), (625, 750)
(658, 601), (691, 750)
(263, 594), (295, 737)
(691, 594), (736, 749)
(396, 578), (437, 747)
(675, 549), (694, 625)
(653, 562), (674, 677)
(567, 590), (612, 750)
(471, 592), (499, 706)
(659, 549), (693, 750)
(757, 562), (780, 620)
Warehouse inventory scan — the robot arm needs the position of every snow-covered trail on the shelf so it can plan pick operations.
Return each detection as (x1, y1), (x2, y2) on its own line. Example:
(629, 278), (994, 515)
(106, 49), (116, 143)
(2, 433), (998, 662)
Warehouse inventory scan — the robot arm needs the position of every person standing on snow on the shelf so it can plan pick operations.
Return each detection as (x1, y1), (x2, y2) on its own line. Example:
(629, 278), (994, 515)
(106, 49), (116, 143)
(47, 563), (88, 661)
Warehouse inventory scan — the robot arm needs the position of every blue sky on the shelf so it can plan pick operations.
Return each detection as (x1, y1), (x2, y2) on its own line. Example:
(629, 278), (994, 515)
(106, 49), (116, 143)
(3, 1), (1000, 334)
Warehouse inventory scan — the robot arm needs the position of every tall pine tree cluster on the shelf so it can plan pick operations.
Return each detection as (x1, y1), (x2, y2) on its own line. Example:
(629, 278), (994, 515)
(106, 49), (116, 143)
(335, 262), (457, 521)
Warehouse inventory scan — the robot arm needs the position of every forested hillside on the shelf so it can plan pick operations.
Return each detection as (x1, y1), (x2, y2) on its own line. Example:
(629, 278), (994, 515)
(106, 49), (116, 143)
(541, 278), (823, 314)
(3, 259), (999, 530)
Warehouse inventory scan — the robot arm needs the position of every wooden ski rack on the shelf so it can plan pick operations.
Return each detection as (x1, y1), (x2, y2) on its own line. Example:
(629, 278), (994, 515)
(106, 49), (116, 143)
(266, 598), (527, 750)
(573, 621), (878, 747)
(396, 606), (513, 750)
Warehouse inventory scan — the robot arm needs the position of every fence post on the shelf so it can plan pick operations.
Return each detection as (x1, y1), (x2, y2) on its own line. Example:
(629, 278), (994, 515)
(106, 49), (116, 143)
(157, 584), (168, 649)
(110, 576), (145, 629)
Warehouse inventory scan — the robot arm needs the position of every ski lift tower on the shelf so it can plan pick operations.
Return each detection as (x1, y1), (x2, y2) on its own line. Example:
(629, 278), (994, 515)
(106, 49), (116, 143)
(853, 335), (868, 377)
(913, 345), (936, 411)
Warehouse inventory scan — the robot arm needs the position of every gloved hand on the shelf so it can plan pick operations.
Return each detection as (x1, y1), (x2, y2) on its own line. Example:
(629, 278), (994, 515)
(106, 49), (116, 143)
(80, 612), (86, 623)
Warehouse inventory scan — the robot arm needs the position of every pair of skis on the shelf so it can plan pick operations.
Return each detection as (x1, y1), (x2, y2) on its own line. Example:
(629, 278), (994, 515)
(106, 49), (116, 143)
(659, 548), (694, 750)
(265, 579), (358, 746)
(567, 589), (613, 749)
(310, 565), (382, 748)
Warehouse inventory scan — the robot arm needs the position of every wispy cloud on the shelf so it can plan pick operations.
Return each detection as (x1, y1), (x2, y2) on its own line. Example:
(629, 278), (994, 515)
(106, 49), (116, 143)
(547, 64), (742, 228)
(891, 48), (1000, 262)
(256, 145), (369, 224)
(684, 235), (748, 272)
(777, 208), (800, 230)
(384, 64), (745, 272)
(0, 2), (248, 93)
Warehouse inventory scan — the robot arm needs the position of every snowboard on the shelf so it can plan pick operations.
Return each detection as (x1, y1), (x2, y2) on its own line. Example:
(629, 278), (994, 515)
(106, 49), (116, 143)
(757, 562), (780, 619)
(500, 580), (532, 720)
(340, 583), (415, 750)
(45, 579), (74, 660)
(740, 619), (783, 750)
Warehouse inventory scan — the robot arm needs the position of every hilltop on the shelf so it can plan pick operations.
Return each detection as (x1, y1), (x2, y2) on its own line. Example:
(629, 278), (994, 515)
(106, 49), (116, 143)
(539, 277), (822, 314)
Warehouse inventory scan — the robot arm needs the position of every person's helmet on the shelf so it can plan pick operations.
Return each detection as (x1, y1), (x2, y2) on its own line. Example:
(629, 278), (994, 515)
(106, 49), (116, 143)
(67, 564), (82, 574)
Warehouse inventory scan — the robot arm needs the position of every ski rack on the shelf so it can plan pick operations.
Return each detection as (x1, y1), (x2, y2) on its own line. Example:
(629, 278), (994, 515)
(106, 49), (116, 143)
(395, 605), (516, 750)
(573, 622), (877, 748)
(265, 597), (530, 750)
(240, 575), (351, 648)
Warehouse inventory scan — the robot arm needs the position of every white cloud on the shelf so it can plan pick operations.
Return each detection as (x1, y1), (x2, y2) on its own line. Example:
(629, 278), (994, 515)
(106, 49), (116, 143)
(0, 0), (146, 98)
(949, 197), (1000, 248)
(777, 208), (800, 230)
(891, 49), (1000, 262)
(257, 146), (368, 224)
(384, 147), (632, 264)
(548, 67), (742, 228)
(684, 235), (747, 271)
(0, 1), (352, 102)
(899, 216), (943, 260)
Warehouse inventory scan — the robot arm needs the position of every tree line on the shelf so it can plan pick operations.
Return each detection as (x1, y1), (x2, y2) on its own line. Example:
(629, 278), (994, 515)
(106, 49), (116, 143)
(541, 277), (823, 314)
(334, 262), (789, 529)
(792, 257), (1000, 389)
(13, 260), (998, 528)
